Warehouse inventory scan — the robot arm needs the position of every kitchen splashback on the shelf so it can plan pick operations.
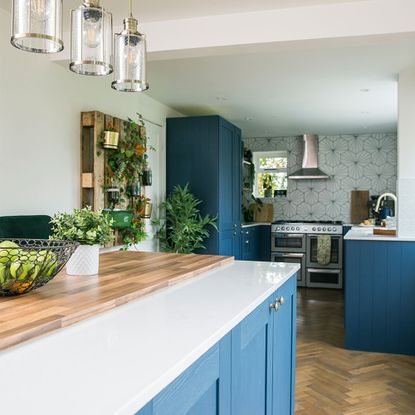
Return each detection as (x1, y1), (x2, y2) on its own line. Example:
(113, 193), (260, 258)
(244, 133), (397, 223)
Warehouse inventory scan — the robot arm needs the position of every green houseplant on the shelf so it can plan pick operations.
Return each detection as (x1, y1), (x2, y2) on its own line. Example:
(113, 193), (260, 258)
(50, 207), (114, 276)
(262, 173), (273, 198)
(155, 184), (217, 254)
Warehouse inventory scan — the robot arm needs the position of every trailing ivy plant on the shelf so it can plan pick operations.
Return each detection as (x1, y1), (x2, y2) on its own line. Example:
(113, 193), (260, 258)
(155, 184), (218, 254)
(119, 217), (147, 251)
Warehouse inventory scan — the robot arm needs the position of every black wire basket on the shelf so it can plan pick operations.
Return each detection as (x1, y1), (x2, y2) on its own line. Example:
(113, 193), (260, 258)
(0, 239), (79, 296)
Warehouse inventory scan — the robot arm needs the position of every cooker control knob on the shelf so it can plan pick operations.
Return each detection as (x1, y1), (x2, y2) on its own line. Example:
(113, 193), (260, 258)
(312, 227), (316, 231)
(322, 227), (326, 232)
(281, 226), (285, 231)
(291, 227), (295, 231)
(317, 227), (321, 231)
(327, 227), (331, 232)
(296, 227), (300, 231)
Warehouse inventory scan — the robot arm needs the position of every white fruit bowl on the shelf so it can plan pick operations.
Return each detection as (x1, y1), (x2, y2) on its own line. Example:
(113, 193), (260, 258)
(0, 239), (79, 296)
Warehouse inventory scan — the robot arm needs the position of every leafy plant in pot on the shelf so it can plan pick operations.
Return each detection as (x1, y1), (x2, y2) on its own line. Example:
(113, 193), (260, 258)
(50, 207), (114, 276)
(262, 173), (273, 198)
(154, 184), (217, 254)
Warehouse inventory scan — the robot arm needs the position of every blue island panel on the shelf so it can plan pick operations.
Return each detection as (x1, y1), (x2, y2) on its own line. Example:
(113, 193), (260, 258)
(345, 240), (415, 355)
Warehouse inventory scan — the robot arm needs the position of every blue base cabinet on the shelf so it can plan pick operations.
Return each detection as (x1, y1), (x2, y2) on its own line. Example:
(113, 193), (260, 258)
(242, 225), (271, 262)
(135, 276), (297, 415)
(345, 240), (415, 356)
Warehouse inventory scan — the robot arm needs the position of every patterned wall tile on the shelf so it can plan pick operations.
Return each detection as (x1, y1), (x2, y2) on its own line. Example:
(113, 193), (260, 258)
(244, 133), (397, 223)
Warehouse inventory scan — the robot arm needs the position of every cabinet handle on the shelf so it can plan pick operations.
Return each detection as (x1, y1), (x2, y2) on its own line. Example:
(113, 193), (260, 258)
(269, 297), (285, 312)
(245, 240), (249, 244)
(245, 231), (250, 235)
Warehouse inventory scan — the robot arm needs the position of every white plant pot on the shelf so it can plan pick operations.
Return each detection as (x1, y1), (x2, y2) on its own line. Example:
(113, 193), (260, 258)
(66, 245), (100, 276)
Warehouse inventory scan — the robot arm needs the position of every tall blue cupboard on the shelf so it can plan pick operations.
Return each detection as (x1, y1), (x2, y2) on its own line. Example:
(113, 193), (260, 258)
(166, 116), (242, 259)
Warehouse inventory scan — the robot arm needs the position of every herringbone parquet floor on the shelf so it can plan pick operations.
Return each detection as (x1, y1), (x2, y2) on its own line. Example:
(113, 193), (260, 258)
(295, 288), (415, 415)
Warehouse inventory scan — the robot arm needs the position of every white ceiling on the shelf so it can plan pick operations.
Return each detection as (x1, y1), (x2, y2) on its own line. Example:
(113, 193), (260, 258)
(103, 0), (363, 22)
(146, 35), (415, 137)
(1, 0), (413, 137)
(0, 0), (365, 24)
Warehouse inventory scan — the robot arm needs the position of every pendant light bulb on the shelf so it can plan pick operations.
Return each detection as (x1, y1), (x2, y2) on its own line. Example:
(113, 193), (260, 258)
(112, 2), (149, 93)
(31, 0), (51, 22)
(70, 0), (113, 76)
(11, 0), (63, 53)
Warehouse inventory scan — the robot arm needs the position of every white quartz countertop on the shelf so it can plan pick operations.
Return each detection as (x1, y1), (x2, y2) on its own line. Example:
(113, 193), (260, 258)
(0, 260), (299, 415)
(344, 228), (415, 242)
(241, 222), (271, 228)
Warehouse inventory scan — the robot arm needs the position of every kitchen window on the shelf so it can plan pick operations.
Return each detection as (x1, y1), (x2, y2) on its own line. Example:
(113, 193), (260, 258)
(253, 151), (288, 198)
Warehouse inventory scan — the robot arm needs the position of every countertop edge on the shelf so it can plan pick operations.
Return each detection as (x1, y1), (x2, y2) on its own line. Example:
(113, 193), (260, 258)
(241, 222), (271, 228)
(344, 230), (415, 242)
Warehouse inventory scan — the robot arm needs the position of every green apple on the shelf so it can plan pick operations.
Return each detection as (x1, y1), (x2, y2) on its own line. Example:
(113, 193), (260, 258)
(0, 263), (6, 285)
(0, 241), (19, 249)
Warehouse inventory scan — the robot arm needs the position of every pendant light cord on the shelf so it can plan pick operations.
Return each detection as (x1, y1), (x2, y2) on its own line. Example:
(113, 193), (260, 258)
(129, 0), (133, 17)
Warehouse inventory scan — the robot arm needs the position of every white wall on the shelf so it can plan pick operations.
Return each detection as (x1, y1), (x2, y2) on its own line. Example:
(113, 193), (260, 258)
(397, 68), (415, 237)
(0, 8), (181, 220)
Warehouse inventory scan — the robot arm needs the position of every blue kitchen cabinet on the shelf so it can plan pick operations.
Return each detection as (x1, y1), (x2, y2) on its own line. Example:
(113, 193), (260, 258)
(167, 116), (242, 259)
(241, 227), (258, 261)
(241, 225), (271, 261)
(135, 276), (297, 415)
(345, 240), (415, 355)
(271, 275), (296, 415)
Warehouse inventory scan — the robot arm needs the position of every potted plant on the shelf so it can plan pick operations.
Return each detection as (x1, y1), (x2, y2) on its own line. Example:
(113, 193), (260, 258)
(154, 184), (217, 254)
(101, 123), (119, 150)
(119, 216), (147, 250)
(135, 195), (153, 218)
(50, 207), (114, 276)
(262, 173), (273, 198)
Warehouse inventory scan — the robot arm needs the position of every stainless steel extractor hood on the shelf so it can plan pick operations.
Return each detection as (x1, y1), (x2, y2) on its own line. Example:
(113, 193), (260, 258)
(288, 134), (329, 180)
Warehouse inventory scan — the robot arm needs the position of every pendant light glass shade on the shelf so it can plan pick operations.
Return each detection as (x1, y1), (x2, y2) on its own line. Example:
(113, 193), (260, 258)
(112, 17), (149, 92)
(70, 1), (113, 76)
(11, 0), (63, 53)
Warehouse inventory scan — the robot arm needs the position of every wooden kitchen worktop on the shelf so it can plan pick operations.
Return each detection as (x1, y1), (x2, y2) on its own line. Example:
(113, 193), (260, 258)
(0, 251), (233, 351)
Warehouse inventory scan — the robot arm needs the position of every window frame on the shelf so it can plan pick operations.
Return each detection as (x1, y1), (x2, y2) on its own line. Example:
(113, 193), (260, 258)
(252, 151), (288, 198)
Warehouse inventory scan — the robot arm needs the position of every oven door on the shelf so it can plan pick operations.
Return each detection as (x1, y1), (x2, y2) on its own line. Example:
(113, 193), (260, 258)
(271, 252), (306, 287)
(306, 268), (343, 289)
(306, 235), (343, 269)
(271, 233), (306, 253)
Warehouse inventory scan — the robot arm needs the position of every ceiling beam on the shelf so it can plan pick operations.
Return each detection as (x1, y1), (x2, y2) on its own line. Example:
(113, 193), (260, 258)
(45, 0), (415, 62)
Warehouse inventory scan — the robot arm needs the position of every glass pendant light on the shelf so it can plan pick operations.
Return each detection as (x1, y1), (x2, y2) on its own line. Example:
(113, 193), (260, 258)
(70, 0), (113, 76)
(112, 0), (149, 92)
(11, 0), (63, 53)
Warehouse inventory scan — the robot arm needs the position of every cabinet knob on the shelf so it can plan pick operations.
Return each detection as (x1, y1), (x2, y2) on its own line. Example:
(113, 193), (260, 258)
(245, 240), (249, 244)
(269, 297), (285, 312)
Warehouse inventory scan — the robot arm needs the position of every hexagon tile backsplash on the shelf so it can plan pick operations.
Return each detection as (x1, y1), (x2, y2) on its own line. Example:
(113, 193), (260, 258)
(243, 133), (397, 223)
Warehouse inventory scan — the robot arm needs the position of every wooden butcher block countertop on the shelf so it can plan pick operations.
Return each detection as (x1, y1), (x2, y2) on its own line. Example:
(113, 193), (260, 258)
(0, 251), (233, 351)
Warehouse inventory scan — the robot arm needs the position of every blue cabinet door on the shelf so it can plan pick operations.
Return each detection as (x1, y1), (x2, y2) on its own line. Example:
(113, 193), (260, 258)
(232, 126), (242, 260)
(231, 294), (273, 415)
(136, 334), (231, 415)
(271, 276), (297, 415)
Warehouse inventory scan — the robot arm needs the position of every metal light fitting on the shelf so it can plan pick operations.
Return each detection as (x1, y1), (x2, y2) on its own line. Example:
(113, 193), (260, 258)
(69, 0), (113, 76)
(11, 0), (64, 53)
(112, 0), (149, 92)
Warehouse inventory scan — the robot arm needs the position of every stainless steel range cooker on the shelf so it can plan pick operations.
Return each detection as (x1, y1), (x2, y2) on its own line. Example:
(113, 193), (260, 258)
(270, 221), (343, 289)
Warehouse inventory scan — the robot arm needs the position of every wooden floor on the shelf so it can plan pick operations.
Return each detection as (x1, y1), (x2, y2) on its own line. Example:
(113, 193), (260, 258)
(295, 288), (415, 415)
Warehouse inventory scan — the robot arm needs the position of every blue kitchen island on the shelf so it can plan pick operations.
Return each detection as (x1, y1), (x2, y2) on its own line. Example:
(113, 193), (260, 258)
(0, 256), (299, 415)
(344, 229), (415, 356)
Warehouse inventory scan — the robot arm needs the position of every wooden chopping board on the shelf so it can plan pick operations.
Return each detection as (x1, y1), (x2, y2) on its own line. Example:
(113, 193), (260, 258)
(351, 190), (369, 224)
